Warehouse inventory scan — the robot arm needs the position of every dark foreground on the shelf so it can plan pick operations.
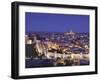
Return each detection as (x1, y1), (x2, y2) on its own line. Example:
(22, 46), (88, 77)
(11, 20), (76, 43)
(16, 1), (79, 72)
(26, 58), (89, 68)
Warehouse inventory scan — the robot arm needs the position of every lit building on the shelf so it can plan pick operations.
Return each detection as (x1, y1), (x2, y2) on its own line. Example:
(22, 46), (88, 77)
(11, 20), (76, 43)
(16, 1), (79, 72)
(65, 30), (75, 35)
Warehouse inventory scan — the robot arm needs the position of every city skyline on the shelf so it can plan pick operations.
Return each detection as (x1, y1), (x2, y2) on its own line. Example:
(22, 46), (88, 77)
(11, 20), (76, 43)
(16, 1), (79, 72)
(25, 12), (89, 33)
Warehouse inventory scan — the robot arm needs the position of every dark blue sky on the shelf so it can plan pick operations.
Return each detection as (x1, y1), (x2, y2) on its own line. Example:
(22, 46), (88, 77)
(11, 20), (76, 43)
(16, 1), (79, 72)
(25, 12), (89, 33)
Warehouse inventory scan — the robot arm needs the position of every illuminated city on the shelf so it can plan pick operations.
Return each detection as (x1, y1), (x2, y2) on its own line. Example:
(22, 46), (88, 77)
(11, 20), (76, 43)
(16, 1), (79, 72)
(25, 12), (89, 68)
(25, 30), (89, 68)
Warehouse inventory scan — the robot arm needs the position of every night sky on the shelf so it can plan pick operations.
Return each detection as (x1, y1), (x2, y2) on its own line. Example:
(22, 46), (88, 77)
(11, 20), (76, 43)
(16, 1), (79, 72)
(25, 12), (89, 33)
